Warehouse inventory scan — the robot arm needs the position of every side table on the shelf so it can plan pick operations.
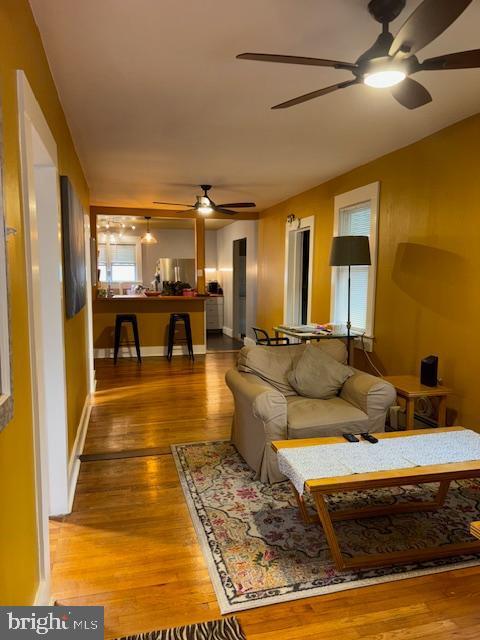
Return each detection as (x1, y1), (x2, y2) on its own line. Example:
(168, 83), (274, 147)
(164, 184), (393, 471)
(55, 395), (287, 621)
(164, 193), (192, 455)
(384, 374), (451, 430)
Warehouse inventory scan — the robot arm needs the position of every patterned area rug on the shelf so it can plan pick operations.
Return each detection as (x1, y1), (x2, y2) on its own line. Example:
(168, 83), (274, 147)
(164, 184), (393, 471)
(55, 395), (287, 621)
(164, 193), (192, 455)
(114, 617), (245, 640)
(172, 441), (480, 613)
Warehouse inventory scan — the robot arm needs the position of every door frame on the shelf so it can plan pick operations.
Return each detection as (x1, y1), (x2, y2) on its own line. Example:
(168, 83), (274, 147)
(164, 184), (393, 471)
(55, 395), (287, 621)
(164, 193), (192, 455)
(84, 214), (95, 393)
(283, 215), (315, 325)
(17, 70), (70, 602)
(232, 237), (247, 340)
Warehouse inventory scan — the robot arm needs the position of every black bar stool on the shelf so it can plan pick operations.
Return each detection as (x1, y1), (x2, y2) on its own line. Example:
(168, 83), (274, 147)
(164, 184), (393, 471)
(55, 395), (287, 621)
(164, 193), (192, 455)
(167, 313), (194, 361)
(114, 314), (141, 364)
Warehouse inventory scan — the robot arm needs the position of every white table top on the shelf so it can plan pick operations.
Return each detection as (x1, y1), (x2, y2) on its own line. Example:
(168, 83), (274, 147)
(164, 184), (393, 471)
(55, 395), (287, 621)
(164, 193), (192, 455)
(274, 325), (358, 340)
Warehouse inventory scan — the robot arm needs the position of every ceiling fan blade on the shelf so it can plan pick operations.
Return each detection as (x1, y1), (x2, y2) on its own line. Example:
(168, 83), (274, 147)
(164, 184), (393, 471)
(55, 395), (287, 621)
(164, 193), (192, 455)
(272, 79), (358, 110)
(391, 78), (432, 110)
(389, 0), (473, 59)
(214, 207), (236, 215)
(237, 53), (356, 71)
(216, 202), (256, 208)
(153, 201), (192, 208)
(421, 49), (480, 70)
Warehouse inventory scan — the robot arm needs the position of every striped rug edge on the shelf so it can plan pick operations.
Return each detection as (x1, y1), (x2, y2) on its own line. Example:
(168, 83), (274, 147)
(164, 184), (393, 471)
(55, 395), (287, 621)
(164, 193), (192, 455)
(113, 616), (246, 640)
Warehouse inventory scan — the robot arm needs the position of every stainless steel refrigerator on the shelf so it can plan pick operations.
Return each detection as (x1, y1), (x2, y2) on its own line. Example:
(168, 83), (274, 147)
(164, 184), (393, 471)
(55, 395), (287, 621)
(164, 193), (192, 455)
(156, 258), (196, 286)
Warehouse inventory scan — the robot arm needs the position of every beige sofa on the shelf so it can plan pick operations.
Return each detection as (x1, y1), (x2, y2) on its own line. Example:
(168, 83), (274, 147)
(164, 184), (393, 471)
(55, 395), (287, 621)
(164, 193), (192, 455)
(225, 340), (396, 484)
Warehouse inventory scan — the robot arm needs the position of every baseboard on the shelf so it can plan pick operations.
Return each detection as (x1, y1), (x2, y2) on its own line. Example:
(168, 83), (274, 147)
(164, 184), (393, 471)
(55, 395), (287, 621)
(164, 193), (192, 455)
(222, 326), (233, 337)
(94, 344), (206, 359)
(67, 395), (91, 513)
(33, 578), (50, 605)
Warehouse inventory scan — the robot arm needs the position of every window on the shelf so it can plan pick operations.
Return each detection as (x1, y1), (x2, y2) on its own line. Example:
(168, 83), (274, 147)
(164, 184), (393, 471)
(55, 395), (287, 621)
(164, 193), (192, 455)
(98, 239), (141, 283)
(330, 182), (379, 337)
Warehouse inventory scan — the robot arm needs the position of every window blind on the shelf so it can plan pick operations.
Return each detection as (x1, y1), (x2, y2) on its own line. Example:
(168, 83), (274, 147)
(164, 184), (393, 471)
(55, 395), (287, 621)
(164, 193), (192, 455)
(110, 244), (136, 265)
(333, 201), (372, 332)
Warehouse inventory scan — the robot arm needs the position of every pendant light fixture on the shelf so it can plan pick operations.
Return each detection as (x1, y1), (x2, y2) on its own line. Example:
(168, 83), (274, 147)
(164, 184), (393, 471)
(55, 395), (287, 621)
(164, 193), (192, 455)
(141, 216), (157, 244)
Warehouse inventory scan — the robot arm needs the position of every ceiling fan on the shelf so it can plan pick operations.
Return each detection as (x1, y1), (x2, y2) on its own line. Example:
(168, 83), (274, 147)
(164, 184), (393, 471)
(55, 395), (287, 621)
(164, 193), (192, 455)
(237, 0), (480, 110)
(153, 184), (256, 215)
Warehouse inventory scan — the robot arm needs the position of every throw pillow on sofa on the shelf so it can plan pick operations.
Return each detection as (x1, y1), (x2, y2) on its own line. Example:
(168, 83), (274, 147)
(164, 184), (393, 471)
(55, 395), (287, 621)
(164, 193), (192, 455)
(287, 344), (354, 399)
(237, 344), (302, 396)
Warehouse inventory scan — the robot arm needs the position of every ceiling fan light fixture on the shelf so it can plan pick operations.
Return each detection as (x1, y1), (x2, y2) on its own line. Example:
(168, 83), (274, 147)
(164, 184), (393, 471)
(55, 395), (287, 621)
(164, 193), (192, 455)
(197, 206), (213, 215)
(196, 195), (213, 215)
(364, 68), (406, 88)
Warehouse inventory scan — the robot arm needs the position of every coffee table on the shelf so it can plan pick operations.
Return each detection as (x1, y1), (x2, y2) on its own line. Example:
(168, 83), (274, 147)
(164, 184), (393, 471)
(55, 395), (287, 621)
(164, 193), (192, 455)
(272, 427), (480, 571)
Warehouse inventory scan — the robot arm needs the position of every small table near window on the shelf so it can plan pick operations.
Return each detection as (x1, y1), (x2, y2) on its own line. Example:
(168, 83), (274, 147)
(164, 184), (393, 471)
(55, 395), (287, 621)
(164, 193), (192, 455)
(383, 375), (451, 430)
(273, 326), (358, 364)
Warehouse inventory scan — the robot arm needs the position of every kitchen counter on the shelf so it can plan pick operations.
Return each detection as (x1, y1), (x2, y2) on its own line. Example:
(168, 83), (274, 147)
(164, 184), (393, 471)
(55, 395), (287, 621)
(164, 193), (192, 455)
(93, 295), (207, 358)
(96, 295), (210, 301)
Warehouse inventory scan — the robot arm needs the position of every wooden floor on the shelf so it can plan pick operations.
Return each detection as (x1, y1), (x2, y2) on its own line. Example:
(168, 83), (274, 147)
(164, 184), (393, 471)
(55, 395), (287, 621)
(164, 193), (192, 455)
(51, 354), (480, 639)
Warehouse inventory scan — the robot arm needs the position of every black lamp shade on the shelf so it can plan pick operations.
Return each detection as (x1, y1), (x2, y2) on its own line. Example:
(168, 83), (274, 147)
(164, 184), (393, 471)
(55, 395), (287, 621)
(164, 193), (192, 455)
(329, 235), (371, 267)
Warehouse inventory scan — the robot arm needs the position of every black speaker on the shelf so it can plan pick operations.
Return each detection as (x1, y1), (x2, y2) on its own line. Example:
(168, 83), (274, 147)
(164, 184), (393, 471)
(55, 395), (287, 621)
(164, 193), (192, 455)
(420, 355), (438, 387)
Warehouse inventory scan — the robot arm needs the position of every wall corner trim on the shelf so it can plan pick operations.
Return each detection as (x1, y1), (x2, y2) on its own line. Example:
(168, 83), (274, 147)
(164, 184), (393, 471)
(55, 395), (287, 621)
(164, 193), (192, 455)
(33, 578), (51, 606)
(67, 395), (91, 513)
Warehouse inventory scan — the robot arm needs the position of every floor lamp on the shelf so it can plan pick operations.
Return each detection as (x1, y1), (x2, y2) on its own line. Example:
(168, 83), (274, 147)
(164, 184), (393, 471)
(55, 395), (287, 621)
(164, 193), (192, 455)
(329, 235), (371, 364)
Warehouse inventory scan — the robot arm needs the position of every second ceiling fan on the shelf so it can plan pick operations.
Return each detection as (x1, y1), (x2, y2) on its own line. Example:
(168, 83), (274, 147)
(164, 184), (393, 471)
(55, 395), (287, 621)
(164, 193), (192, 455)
(153, 185), (256, 215)
(237, 0), (480, 110)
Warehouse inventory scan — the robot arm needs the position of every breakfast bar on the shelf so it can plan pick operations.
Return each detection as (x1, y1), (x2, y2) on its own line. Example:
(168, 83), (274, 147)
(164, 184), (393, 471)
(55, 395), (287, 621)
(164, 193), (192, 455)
(93, 296), (208, 358)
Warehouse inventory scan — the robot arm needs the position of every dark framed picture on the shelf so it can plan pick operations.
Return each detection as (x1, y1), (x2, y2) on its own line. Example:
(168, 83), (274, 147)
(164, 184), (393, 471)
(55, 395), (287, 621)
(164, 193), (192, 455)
(60, 175), (86, 318)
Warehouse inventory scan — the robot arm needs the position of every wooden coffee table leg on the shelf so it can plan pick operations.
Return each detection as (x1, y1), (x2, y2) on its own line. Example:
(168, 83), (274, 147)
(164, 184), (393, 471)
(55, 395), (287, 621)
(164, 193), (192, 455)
(292, 484), (319, 524)
(313, 493), (346, 570)
(434, 480), (451, 507)
(310, 480), (480, 572)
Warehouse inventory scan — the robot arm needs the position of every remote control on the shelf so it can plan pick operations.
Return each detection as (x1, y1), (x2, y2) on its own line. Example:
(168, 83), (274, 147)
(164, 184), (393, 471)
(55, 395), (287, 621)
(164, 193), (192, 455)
(361, 433), (378, 444)
(343, 433), (359, 443)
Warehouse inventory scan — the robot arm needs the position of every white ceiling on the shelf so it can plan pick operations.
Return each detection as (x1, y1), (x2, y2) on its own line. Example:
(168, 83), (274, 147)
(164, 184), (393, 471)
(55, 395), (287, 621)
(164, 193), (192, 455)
(30, 0), (480, 211)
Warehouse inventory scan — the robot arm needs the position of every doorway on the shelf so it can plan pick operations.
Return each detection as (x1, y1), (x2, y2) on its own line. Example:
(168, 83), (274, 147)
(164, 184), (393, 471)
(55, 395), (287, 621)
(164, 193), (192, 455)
(17, 71), (71, 601)
(232, 237), (247, 341)
(284, 216), (315, 327)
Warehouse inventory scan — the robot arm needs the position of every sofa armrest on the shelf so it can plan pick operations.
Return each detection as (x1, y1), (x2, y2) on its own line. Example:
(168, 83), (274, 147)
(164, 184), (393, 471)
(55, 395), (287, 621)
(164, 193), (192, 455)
(225, 368), (288, 483)
(340, 370), (396, 432)
(225, 369), (287, 435)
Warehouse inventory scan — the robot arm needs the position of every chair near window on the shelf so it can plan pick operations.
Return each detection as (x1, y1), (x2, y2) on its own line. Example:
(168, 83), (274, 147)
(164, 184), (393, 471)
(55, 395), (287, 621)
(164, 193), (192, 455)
(252, 327), (290, 347)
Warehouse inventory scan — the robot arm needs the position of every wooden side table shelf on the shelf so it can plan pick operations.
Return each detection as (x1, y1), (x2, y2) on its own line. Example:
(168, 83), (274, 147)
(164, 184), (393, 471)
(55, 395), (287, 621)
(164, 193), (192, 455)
(384, 375), (451, 430)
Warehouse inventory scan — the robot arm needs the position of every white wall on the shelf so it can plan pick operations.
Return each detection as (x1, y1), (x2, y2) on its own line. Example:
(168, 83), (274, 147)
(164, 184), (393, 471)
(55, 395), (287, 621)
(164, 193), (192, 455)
(216, 220), (257, 340)
(142, 229), (195, 285)
(205, 230), (217, 269)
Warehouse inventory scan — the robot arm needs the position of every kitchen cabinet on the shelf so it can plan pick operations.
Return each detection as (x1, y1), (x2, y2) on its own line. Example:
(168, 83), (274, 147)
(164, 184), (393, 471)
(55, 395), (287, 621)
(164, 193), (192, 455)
(206, 296), (224, 332)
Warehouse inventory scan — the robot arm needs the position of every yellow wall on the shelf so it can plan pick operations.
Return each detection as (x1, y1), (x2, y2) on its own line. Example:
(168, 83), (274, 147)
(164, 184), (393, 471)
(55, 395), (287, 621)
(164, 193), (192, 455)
(257, 113), (480, 428)
(0, 0), (89, 604)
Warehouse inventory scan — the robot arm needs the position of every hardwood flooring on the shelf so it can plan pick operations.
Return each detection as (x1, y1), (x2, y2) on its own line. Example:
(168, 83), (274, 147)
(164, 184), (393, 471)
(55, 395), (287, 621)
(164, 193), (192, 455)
(51, 354), (480, 639)
(206, 331), (244, 352)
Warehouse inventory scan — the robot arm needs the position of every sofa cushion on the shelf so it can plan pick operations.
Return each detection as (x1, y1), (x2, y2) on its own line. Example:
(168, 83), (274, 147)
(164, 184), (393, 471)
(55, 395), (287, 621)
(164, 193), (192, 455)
(237, 344), (304, 396)
(307, 339), (348, 365)
(287, 344), (354, 399)
(287, 396), (369, 439)
(236, 340), (349, 397)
